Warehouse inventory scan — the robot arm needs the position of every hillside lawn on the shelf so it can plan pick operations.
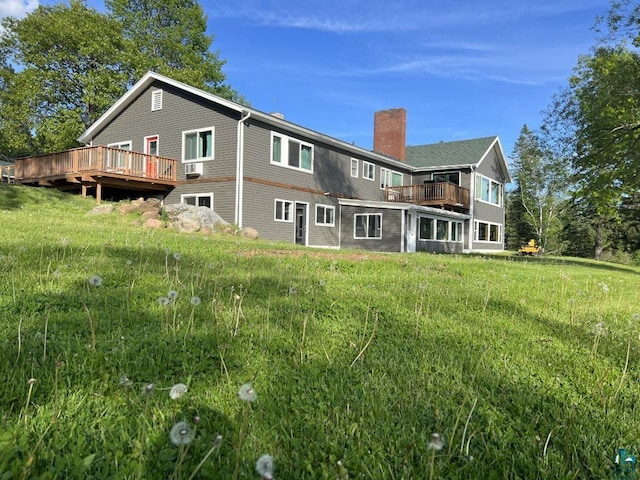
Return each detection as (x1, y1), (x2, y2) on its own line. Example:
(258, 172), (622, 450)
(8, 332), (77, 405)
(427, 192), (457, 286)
(1, 184), (639, 479)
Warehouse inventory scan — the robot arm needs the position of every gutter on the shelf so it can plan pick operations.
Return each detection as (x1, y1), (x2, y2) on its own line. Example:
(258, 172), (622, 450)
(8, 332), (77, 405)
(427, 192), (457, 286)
(235, 111), (251, 227)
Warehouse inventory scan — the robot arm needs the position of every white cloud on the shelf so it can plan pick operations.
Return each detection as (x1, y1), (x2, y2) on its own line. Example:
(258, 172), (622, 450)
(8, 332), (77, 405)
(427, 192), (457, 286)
(0, 0), (38, 20)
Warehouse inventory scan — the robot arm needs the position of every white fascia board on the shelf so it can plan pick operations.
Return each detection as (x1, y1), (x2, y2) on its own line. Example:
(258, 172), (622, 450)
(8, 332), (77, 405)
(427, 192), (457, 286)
(338, 199), (410, 210)
(407, 204), (471, 220)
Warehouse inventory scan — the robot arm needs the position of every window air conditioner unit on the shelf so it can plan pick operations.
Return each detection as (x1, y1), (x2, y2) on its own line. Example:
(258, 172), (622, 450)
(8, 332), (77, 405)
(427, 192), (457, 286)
(184, 163), (203, 177)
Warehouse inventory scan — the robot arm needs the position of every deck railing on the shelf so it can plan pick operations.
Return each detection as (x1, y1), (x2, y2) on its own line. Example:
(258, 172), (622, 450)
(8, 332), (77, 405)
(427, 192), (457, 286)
(385, 182), (470, 209)
(1, 165), (15, 183)
(15, 146), (177, 182)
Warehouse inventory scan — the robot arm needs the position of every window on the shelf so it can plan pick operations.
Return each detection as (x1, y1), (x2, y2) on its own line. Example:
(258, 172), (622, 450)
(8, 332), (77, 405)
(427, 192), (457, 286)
(419, 217), (464, 242)
(275, 199), (294, 222)
(183, 127), (214, 162)
(271, 133), (313, 172)
(354, 214), (382, 239)
(107, 141), (132, 169)
(351, 158), (359, 178)
(436, 219), (449, 240)
(380, 168), (403, 189)
(475, 221), (502, 243)
(181, 193), (213, 209)
(419, 217), (434, 240)
(315, 204), (335, 226)
(475, 174), (502, 206)
(362, 161), (375, 180)
(451, 222), (463, 242)
(432, 172), (460, 185)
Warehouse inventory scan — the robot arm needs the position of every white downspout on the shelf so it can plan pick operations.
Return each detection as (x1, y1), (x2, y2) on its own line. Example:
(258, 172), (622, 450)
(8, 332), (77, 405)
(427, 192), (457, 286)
(468, 167), (476, 253)
(235, 111), (251, 227)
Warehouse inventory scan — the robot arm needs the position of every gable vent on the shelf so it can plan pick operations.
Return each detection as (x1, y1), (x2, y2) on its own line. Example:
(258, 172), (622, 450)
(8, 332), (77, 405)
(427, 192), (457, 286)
(151, 89), (163, 111)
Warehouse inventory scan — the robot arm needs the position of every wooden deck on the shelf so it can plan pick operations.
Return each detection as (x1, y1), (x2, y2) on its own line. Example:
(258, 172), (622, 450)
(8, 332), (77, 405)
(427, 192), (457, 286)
(14, 146), (177, 203)
(385, 182), (470, 211)
(1, 165), (15, 183)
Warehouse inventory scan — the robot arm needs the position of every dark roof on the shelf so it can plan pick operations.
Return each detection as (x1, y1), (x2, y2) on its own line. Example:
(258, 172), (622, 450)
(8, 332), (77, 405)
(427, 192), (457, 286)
(406, 136), (498, 169)
(0, 159), (15, 167)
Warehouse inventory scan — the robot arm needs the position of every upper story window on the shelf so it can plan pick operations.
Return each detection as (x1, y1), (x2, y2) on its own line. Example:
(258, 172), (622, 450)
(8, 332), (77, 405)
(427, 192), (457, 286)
(475, 174), (502, 206)
(380, 168), (403, 189)
(362, 161), (375, 181)
(350, 158), (359, 178)
(183, 127), (214, 162)
(271, 132), (313, 172)
(151, 90), (163, 111)
(432, 171), (459, 185)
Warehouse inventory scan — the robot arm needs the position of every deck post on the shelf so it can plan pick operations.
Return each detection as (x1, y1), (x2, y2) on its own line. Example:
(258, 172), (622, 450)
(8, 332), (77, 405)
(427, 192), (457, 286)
(96, 182), (102, 204)
(81, 184), (87, 198)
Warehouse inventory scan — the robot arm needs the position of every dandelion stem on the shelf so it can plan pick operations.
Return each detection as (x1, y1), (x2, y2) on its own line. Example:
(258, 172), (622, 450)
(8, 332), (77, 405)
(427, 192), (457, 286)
(608, 337), (631, 407)
(187, 435), (222, 480)
(350, 311), (378, 368)
(460, 397), (478, 455)
(82, 301), (97, 351)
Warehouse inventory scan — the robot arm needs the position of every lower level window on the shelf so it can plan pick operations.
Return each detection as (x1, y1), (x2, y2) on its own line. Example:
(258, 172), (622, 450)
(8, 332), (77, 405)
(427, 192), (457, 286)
(475, 221), (502, 242)
(354, 213), (382, 239)
(181, 193), (213, 209)
(315, 204), (335, 226)
(275, 199), (293, 222)
(419, 217), (464, 242)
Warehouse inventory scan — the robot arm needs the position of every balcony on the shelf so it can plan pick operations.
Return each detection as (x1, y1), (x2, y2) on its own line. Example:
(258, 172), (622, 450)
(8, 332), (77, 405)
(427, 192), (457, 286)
(15, 146), (177, 202)
(385, 182), (470, 212)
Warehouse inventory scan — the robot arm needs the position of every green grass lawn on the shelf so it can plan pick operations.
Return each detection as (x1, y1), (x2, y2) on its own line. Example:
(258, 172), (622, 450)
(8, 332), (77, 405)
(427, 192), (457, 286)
(1, 184), (639, 479)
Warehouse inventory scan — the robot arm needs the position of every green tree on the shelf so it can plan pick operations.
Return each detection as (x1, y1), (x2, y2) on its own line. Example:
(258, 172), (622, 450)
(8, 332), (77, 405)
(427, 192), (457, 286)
(105, 0), (239, 99)
(0, 0), (127, 155)
(508, 125), (568, 253)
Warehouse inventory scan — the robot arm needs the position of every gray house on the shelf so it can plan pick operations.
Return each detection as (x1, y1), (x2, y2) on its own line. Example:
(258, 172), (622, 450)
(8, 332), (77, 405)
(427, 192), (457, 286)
(22, 71), (511, 253)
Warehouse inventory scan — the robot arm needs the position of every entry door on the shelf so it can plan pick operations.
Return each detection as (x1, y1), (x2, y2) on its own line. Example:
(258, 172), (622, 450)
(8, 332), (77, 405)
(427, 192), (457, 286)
(145, 135), (158, 177)
(295, 203), (307, 245)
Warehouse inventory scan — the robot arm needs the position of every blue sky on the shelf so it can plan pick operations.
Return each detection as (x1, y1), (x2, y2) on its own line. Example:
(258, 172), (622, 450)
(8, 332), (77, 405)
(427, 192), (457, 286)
(3, 0), (612, 162)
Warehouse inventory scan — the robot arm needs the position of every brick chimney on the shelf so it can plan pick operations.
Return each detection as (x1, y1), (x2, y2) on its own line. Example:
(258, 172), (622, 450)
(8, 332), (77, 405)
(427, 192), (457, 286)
(374, 108), (406, 161)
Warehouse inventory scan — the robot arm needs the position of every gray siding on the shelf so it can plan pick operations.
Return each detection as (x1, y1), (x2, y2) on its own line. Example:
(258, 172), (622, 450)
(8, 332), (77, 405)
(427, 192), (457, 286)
(416, 240), (463, 253)
(472, 145), (506, 250)
(91, 81), (240, 184)
(340, 205), (403, 252)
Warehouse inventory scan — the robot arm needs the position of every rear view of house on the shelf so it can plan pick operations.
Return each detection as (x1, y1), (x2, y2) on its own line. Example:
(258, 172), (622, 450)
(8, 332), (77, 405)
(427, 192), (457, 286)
(14, 72), (510, 253)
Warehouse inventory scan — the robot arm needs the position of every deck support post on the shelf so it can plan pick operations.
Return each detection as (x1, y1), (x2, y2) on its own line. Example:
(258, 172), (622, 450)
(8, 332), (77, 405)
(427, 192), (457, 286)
(96, 183), (102, 204)
(81, 184), (87, 198)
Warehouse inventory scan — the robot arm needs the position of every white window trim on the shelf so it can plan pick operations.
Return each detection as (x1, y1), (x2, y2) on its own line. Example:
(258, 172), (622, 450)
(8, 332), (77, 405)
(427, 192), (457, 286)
(380, 167), (403, 190)
(475, 173), (503, 206)
(315, 204), (335, 227)
(143, 135), (159, 155)
(350, 158), (359, 178)
(107, 140), (132, 150)
(354, 213), (382, 239)
(362, 161), (375, 181)
(151, 89), (163, 111)
(474, 220), (503, 243)
(182, 127), (215, 163)
(270, 132), (314, 173)
(274, 199), (294, 223)
(418, 216), (464, 243)
(181, 193), (214, 209)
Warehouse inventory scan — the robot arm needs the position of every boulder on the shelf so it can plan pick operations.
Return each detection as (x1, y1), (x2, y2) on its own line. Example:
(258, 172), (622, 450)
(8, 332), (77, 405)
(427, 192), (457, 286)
(241, 227), (259, 239)
(88, 204), (114, 215)
(145, 218), (164, 228)
(163, 204), (229, 232)
(141, 210), (159, 221)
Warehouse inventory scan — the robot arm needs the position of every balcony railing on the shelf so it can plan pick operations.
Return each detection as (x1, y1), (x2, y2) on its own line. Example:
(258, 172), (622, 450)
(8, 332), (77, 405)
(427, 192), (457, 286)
(15, 146), (177, 183)
(385, 182), (470, 211)
(1, 164), (15, 183)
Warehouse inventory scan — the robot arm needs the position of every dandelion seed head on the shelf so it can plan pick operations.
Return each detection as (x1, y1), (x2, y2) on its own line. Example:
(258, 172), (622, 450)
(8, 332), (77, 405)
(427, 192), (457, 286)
(170, 421), (194, 446)
(238, 383), (257, 402)
(142, 383), (154, 395)
(168, 290), (178, 299)
(428, 433), (444, 451)
(234, 293), (241, 301)
(593, 322), (606, 336)
(190, 296), (201, 306)
(119, 375), (132, 388)
(27, 378), (36, 386)
(169, 383), (188, 400)
(173, 252), (181, 261)
(255, 454), (274, 479)
(125, 259), (133, 266)
(158, 296), (170, 306)
(89, 275), (103, 287)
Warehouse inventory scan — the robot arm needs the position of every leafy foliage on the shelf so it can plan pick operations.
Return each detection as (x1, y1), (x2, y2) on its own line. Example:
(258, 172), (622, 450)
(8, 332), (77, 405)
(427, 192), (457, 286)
(0, 0), (238, 158)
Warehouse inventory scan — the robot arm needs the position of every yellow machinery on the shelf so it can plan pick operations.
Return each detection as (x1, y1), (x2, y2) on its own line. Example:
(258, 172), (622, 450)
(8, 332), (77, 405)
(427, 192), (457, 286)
(518, 239), (541, 256)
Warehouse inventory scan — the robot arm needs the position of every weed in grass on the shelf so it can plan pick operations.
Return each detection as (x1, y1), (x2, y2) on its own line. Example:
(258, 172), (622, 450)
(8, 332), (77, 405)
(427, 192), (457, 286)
(428, 433), (444, 480)
(256, 454), (274, 479)
(234, 383), (257, 480)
